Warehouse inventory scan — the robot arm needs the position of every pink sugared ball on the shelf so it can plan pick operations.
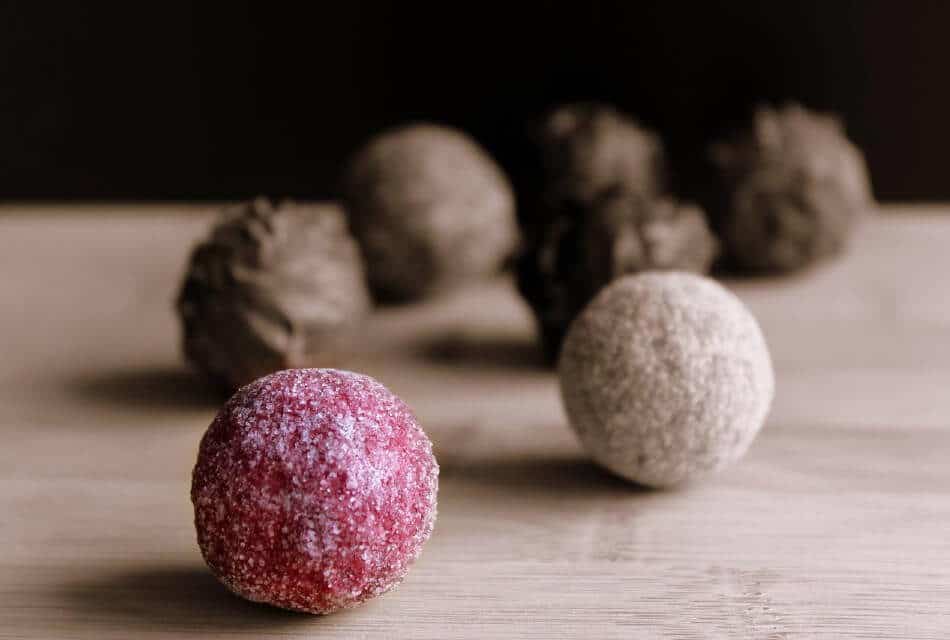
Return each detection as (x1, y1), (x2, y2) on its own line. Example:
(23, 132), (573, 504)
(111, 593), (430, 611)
(191, 368), (439, 614)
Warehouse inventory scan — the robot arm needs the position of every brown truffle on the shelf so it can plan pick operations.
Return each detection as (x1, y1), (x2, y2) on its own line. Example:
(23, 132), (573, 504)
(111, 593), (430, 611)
(517, 103), (716, 361)
(518, 189), (718, 360)
(559, 272), (774, 488)
(708, 103), (874, 273)
(531, 102), (666, 211)
(177, 198), (371, 391)
(342, 123), (518, 302)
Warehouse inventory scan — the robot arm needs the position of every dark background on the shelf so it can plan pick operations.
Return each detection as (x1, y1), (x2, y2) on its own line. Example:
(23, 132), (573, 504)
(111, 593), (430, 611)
(1, 1), (946, 201)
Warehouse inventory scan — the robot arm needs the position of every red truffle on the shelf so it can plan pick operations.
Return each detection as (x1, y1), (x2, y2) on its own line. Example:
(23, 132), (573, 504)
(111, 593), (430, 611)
(191, 368), (439, 614)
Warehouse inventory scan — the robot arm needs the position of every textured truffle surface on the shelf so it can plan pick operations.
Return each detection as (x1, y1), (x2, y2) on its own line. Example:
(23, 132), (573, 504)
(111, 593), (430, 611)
(530, 102), (665, 211)
(343, 123), (518, 302)
(517, 103), (717, 361)
(518, 189), (718, 361)
(558, 272), (774, 488)
(192, 368), (439, 614)
(178, 198), (371, 391)
(709, 103), (874, 273)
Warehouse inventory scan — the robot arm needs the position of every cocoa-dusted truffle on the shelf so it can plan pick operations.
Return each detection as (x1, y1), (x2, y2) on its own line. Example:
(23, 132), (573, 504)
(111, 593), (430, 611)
(192, 368), (438, 614)
(559, 272), (774, 488)
(708, 103), (874, 273)
(518, 189), (718, 361)
(530, 102), (666, 211)
(342, 123), (518, 302)
(177, 198), (371, 391)
(517, 103), (717, 361)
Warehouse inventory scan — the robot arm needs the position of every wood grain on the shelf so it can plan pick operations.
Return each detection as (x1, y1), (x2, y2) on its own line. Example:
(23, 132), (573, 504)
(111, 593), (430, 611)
(1, 205), (949, 638)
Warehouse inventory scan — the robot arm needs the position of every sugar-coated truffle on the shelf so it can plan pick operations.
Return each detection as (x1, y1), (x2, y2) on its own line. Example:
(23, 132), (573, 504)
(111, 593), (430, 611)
(192, 368), (439, 614)
(559, 272), (774, 488)
(177, 198), (371, 392)
(342, 123), (518, 302)
(518, 188), (718, 361)
(708, 103), (874, 273)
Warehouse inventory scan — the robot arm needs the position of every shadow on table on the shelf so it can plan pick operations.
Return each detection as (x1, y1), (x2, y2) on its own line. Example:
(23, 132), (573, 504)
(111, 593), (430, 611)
(58, 565), (333, 632)
(414, 332), (547, 371)
(69, 366), (221, 410)
(439, 455), (650, 497)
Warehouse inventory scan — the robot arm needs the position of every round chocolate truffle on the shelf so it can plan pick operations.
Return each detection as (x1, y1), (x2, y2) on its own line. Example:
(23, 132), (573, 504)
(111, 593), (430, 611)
(559, 272), (774, 488)
(708, 103), (874, 273)
(177, 198), (371, 391)
(530, 102), (666, 211)
(192, 368), (439, 614)
(517, 103), (715, 361)
(342, 123), (518, 302)
(517, 189), (718, 361)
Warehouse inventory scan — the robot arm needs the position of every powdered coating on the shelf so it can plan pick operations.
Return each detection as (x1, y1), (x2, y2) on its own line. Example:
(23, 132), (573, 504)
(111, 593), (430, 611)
(558, 272), (774, 488)
(191, 368), (439, 614)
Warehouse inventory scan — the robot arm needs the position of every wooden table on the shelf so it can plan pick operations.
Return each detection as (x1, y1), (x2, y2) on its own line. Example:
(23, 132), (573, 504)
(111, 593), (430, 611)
(2, 204), (949, 639)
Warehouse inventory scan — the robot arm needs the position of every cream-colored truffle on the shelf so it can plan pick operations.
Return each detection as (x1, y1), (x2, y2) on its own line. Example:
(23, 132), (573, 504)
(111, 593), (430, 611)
(343, 123), (518, 302)
(558, 271), (774, 488)
(177, 198), (371, 391)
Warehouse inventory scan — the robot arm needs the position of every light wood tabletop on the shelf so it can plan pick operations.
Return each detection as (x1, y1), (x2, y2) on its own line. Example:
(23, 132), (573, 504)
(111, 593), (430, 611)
(2, 204), (949, 639)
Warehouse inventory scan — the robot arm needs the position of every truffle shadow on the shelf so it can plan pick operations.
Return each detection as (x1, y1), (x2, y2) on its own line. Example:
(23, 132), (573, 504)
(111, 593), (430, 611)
(712, 260), (824, 282)
(69, 366), (221, 410)
(58, 565), (314, 633)
(414, 332), (546, 371)
(439, 455), (650, 497)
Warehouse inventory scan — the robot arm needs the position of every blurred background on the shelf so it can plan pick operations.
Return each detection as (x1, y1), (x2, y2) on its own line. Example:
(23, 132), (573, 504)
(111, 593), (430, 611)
(1, 0), (947, 201)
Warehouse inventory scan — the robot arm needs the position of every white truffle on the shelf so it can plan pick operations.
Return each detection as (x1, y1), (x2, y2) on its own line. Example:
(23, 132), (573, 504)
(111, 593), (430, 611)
(558, 272), (774, 488)
(343, 123), (518, 302)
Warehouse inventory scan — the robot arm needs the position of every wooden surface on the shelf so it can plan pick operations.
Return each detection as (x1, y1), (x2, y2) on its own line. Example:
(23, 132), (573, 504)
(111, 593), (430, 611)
(2, 204), (949, 639)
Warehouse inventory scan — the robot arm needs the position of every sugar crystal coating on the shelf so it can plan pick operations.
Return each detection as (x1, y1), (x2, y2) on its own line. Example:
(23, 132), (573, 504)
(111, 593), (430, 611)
(559, 272), (774, 488)
(191, 368), (438, 614)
